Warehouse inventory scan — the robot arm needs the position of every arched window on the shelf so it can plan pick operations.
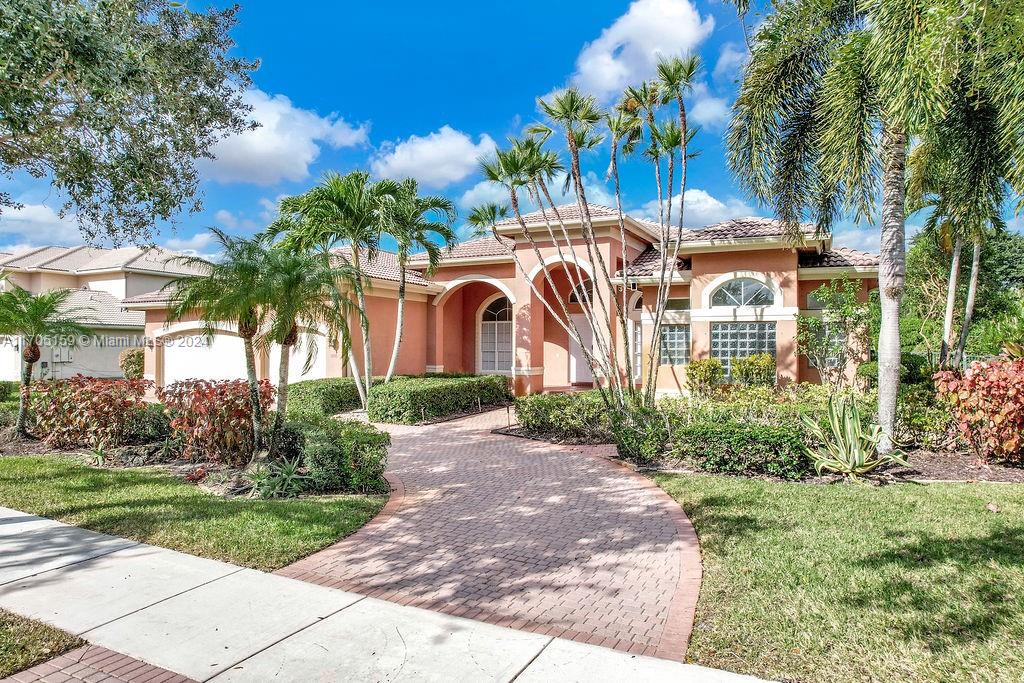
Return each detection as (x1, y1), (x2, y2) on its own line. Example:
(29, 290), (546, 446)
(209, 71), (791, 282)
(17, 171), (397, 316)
(479, 296), (512, 373)
(711, 278), (775, 307)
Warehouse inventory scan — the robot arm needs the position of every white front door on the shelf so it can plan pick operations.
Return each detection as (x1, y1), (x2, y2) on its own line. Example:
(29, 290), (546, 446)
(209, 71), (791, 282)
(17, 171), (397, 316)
(569, 314), (593, 384)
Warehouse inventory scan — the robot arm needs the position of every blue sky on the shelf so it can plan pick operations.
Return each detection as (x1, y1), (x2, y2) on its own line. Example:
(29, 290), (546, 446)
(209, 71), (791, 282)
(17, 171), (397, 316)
(1, 0), (931, 256)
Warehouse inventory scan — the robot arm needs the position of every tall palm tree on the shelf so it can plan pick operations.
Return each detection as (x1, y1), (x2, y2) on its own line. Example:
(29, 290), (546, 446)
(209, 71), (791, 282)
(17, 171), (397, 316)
(379, 179), (457, 382)
(167, 229), (271, 448)
(277, 171), (399, 407)
(0, 286), (91, 436)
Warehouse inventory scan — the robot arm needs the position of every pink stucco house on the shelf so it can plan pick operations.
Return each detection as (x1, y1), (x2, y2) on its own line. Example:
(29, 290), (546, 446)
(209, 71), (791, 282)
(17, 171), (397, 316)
(124, 203), (879, 395)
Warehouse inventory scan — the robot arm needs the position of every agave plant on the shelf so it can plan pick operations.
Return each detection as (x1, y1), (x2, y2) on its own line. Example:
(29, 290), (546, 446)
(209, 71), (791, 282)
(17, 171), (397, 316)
(801, 397), (907, 482)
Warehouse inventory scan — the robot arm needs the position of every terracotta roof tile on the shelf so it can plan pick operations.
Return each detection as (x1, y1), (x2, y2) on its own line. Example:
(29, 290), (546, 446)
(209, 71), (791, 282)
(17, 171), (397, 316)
(61, 289), (144, 327)
(331, 247), (432, 287)
(0, 245), (205, 276)
(799, 246), (880, 268)
(617, 246), (691, 277)
(409, 236), (514, 264)
(492, 203), (622, 228)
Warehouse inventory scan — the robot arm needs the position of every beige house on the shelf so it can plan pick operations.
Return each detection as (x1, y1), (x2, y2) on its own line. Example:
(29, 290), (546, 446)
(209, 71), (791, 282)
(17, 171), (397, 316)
(0, 246), (203, 381)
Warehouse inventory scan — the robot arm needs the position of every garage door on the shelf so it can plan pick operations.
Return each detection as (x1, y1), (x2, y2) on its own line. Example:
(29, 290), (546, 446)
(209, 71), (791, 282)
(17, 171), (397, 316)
(163, 333), (247, 385)
(269, 332), (329, 384)
(0, 336), (21, 382)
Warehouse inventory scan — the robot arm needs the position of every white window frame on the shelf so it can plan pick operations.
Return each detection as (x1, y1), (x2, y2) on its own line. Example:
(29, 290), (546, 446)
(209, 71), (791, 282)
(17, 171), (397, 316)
(477, 293), (513, 375)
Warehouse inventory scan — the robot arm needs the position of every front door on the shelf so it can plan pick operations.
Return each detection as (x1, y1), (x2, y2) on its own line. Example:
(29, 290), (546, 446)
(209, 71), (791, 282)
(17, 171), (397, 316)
(569, 314), (593, 384)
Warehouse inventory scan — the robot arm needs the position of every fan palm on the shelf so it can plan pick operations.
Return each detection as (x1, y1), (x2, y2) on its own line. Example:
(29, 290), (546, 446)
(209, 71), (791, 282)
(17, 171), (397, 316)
(379, 179), (457, 382)
(0, 286), (91, 436)
(166, 229), (270, 447)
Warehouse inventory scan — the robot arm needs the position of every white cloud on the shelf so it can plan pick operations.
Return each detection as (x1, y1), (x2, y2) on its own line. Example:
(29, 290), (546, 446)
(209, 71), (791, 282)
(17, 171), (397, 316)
(689, 83), (731, 130)
(832, 222), (922, 252)
(713, 42), (747, 84)
(458, 180), (508, 209)
(0, 203), (81, 246)
(202, 89), (369, 186)
(639, 188), (756, 227)
(568, 0), (714, 102)
(371, 126), (496, 189)
(213, 209), (238, 230)
(163, 231), (215, 253)
(544, 172), (616, 208)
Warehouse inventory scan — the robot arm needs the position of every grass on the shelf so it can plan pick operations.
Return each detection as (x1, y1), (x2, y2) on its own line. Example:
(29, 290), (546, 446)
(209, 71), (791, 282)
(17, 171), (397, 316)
(0, 456), (386, 571)
(0, 609), (83, 678)
(655, 473), (1024, 683)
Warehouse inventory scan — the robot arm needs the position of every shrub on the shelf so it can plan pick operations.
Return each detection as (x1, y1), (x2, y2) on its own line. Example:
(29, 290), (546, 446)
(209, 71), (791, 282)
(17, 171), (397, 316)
(611, 406), (669, 464)
(935, 357), (1024, 463)
(732, 353), (777, 387)
(894, 384), (954, 450)
(293, 416), (390, 493)
(118, 348), (145, 380)
(368, 374), (511, 424)
(271, 423), (306, 462)
(30, 376), (152, 449)
(0, 380), (18, 402)
(686, 358), (724, 396)
(286, 377), (363, 420)
(157, 379), (274, 466)
(247, 457), (308, 499)
(124, 402), (171, 444)
(670, 419), (811, 480)
(514, 391), (612, 441)
(801, 397), (906, 480)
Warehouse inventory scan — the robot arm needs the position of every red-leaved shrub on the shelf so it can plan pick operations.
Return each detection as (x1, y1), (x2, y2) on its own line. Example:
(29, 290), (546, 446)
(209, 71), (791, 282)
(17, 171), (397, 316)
(935, 357), (1024, 463)
(31, 376), (153, 449)
(157, 379), (274, 465)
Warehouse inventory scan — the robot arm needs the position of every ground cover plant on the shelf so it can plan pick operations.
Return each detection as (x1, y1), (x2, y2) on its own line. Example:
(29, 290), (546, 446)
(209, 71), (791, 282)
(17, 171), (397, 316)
(656, 473), (1024, 683)
(0, 610), (82, 679)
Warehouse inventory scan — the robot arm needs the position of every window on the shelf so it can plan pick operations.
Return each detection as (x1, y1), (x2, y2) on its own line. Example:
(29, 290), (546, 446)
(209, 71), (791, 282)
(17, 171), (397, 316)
(568, 282), (593, 304)
(711, 278), (774, 307)
(666, 298), (690, 311)
(711, 322), (776, 378)
(807, 291), (825, 310)
(480, 297), (513, 373)
(659, 324), (691, 365)
(632, 320), (643, 376)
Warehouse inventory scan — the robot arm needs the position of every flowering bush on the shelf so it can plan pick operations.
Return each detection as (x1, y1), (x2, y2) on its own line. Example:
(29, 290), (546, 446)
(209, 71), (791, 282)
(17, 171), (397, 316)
(157, 379), (274, 466)
(935, 357), (1024, 463)
(31, 376), (152, 449)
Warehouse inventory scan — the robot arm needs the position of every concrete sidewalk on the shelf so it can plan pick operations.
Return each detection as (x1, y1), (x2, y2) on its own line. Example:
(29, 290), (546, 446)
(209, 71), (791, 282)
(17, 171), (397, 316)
(0, 507), (765, 682)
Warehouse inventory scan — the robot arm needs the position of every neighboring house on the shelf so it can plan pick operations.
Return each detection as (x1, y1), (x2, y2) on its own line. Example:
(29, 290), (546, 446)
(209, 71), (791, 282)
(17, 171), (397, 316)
(0, 246), (205, 381)
(125, 203), (879, 395)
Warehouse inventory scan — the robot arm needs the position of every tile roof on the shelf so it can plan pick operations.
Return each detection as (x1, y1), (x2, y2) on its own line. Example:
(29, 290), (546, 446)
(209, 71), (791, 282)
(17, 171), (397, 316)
(633, 216), (823, 243)
(492, 203), (623, 228)
(331, 247), (432, 287)
(617, 246), (691, 277)
(799, 246), (880, 268)
(409, 236), (514, 264)
(61, 289), (144, 328)
(0, 245), (206, 276)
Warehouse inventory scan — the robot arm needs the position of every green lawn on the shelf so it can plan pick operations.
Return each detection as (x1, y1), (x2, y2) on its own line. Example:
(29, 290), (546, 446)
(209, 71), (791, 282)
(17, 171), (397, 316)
(655, 474), (1024, 683)
(0, 609), (83, 678)
(0, 456), (386, 571)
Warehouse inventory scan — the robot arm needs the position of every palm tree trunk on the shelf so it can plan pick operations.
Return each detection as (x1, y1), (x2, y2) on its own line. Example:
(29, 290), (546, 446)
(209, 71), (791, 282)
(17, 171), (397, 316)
(877, 124), (907, 454)
(351, 251), (373, 401)
(272, 325), (298, 441)
(242, 334), (263, 450)
(16, 354), (33, 438)
(384, 262), (407, 382)
(939, 236), (963, 366)
(952, 240), (982, 368)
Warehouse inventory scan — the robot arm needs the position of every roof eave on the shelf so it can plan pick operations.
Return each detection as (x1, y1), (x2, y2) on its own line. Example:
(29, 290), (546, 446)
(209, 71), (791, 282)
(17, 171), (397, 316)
(797, 266), (879, 280)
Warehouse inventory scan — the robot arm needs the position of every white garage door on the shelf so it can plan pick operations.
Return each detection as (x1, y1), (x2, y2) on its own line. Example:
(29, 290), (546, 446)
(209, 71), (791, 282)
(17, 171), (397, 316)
(269, 332), (329, 385)
(163, 333), (247, 385)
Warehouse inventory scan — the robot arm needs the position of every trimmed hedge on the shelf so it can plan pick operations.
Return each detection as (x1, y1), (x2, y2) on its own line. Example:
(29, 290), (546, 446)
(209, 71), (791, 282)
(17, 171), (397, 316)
(287, 378), (363, 420)
(514, 391), (612, 441)
(367, 375), (511, 424)
(669, 420), (811, 480)
(287, 415), (390, 493)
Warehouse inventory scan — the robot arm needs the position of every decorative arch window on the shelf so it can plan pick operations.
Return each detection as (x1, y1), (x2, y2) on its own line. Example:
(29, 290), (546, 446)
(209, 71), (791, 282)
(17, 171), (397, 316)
(479, 296), (513, 373)
(711, 278), (775, 307)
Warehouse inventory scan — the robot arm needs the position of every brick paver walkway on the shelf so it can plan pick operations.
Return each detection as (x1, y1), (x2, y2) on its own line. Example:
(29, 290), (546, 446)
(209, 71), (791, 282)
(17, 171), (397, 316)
(279, 409), (702, 661)
(4, 645), (193, 683)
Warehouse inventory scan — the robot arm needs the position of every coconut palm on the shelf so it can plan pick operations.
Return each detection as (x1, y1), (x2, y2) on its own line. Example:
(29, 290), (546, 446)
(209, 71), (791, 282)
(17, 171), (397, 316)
(379, 179), (457, 382)
(0, 286), (91, 436)
(166, 229), (271, 447)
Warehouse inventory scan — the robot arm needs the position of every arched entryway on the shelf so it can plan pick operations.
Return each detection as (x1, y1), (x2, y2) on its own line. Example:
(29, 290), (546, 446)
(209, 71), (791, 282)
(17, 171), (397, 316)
(429, 278), (516, 375)
(477, 294), (513, 374)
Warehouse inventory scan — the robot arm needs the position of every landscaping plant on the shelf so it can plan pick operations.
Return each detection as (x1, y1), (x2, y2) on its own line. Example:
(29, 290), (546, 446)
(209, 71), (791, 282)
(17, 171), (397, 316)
(118, 348), (145, 380)
(732, 353), (777, 387)
(935, 356), (1024, 463)
(513, 391), (612, 441)
(610, 405), (670, 465)
(669, 420), (810, 480)
(686, 358), (724, 397)
(246, 457), (308, 499)
(800, 397), (907, 481)
(367, 375), (511, 424)
(30, 377), (152, 449)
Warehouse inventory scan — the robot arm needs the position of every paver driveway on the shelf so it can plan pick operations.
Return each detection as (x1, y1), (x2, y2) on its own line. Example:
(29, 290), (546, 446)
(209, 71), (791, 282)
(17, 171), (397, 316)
(278, 409), (702, 660)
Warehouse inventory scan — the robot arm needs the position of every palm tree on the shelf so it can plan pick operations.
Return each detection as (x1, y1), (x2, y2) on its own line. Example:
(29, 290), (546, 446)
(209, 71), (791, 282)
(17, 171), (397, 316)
(258, 241), (354, 439)
(379, 179), (457, 382)
(167, 229), (271, 448)
(277, 171), (399, 407)
(0, 286), (91, 436)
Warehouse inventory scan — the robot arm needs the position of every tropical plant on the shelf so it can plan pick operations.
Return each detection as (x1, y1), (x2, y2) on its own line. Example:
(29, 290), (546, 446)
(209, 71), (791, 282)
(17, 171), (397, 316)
(796, 277), (870, 387)
(167, 229), (270, 448)
(118, 347), (145, 380)
(31, 376), (151, 449)
(732, 353), (777, 387)
(686, 358), (724, 397)
(378, 179), (456, 382)
(800, 397), (906, 481)
(0, 286), (91, 436)
(246, 456), (309, 499)
(935, 357), (1024, 463)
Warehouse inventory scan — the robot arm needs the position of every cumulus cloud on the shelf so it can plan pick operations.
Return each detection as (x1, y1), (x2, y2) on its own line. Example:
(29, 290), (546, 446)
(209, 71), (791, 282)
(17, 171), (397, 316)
(458, 180), (508, 209)
(371, 126), (496, 189)
(202, 89), (369, 186)
(0, 203), (81, 246)
(639, 188), (756, 227)
(832, 223), (921, 253)
(689, 83), (731, 131)
(213, 209), (238, 230)
(568, 0), (714, 102)
(712, 42), (747, 84)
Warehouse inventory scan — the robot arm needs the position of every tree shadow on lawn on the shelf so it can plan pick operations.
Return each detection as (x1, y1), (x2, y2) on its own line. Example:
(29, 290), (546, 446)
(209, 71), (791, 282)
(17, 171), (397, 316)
(845, 526), (1024, 652)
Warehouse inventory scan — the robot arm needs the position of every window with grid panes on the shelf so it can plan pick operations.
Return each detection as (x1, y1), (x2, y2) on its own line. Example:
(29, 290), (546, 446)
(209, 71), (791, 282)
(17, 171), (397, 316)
(659, 324), (691, 365)
(710, 322), (776, 378)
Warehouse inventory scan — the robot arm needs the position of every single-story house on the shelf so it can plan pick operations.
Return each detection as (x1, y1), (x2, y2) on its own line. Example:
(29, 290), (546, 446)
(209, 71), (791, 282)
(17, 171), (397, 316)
(124, 203), (879, 395)
(0, 246), (204, 380)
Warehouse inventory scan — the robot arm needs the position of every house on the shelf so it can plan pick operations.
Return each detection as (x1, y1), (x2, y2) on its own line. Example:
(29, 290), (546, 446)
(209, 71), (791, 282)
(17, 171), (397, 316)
(124, 203), (879, 395)
(0, 246), (204, 381)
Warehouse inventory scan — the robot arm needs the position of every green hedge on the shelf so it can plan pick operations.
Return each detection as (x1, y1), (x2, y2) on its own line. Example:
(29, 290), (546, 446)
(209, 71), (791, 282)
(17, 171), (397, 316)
(367, 375), (511, 424)
(286, 415), (390, 494)
(0, 381), (18, 403)
(514, 391), (612, 441)
(286, 378), (364, 420)
(669, 420), (811, 480)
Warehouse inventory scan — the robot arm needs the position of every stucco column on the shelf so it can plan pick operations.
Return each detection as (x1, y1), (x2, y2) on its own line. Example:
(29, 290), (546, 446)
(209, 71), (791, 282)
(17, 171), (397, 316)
(775, 319), (798, 385)
(427, 299), (444, 373)
(511, 279), (544, 395)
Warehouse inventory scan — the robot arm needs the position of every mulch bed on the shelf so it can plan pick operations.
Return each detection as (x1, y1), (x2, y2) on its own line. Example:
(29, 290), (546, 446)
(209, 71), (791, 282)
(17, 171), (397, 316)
(885, 450), (1024, 484)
